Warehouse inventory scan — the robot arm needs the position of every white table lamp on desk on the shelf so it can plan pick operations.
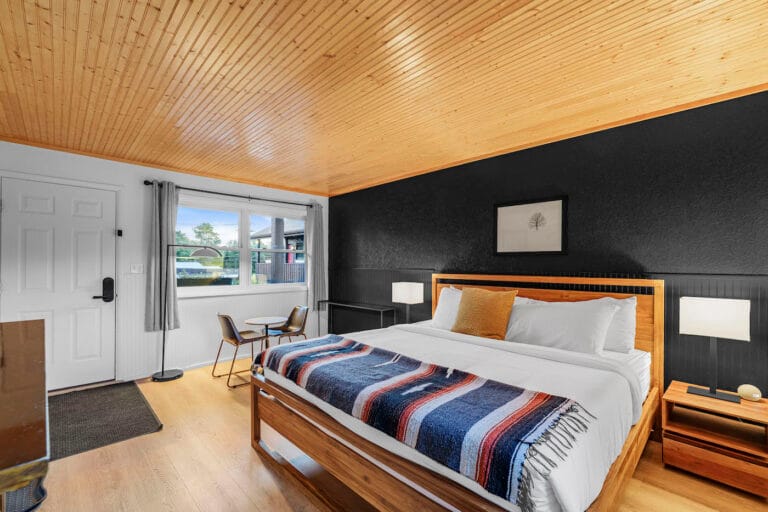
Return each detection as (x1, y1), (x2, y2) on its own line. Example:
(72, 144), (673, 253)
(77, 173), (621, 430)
(392, 282), (424, 324)
(679, 296), (751, 403)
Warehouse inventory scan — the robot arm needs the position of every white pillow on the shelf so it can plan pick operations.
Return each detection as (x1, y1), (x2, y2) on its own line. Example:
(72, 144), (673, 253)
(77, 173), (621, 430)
(505, 301), (619, 354)
(593, 296), (637, 353)
(431, 287), (462, 330)
(510, 296), (637, 353)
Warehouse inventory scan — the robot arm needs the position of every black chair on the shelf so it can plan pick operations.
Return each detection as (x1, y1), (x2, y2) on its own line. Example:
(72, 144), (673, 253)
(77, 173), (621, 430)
(213, 314), (267, 388)
(268, 306), (309, 344)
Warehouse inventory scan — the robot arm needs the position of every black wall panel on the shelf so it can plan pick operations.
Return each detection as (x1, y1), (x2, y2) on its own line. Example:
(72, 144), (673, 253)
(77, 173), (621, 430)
(328, 92), (768, 392)
(329, 268), (434, 333)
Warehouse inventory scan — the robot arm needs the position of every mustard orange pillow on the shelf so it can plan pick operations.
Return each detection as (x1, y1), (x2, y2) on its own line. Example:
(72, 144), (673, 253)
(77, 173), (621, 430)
(451, 288), (518, 340)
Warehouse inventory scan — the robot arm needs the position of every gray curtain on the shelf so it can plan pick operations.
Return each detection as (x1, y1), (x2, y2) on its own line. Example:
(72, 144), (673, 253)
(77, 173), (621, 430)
(146, 180), (180, 331)
(307, 201), (326, 310)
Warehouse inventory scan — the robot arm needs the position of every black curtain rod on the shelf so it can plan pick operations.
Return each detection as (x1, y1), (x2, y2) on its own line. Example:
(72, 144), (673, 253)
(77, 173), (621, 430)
(143, 180), (313, 207)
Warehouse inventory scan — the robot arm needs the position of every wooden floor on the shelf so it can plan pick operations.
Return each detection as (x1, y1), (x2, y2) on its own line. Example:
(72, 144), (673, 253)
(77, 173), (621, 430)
(39, 364), (767, 512)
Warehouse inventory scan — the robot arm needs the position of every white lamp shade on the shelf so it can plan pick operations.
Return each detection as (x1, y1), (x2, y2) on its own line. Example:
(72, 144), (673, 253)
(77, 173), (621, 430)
(679, 297), (750, 341)
(392, 282), (424, 305)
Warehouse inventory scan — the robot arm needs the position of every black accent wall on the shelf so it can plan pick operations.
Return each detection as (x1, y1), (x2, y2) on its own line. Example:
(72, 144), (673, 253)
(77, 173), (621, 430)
(329, 92), (768, 392)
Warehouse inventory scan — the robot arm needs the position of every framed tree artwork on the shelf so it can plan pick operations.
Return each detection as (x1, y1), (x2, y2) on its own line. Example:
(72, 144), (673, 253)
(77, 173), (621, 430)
(494, 196), (567, 255)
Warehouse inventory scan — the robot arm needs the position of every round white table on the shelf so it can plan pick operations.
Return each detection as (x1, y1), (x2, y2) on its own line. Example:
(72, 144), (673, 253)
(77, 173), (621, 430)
(245, 316), (287, 347)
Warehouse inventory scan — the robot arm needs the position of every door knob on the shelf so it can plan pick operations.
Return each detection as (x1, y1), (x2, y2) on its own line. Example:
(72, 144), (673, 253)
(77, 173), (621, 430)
(92, 277), (115, 302)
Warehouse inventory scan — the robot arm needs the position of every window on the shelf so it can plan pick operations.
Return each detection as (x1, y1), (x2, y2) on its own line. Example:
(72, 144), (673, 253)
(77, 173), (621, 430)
(175, 196), (306, 292)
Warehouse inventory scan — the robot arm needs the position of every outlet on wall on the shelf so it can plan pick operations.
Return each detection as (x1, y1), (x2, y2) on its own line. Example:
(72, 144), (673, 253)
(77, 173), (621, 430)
(130, 264), (144, 274)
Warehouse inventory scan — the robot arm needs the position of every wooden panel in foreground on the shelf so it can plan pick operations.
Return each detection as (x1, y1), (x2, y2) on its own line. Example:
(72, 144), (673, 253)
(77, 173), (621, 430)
(0, 320), (48, 502)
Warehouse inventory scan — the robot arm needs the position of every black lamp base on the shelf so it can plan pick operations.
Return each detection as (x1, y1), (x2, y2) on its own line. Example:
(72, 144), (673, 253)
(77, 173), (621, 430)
(152, 368), (184, 382)
(687, 385), (740, 403)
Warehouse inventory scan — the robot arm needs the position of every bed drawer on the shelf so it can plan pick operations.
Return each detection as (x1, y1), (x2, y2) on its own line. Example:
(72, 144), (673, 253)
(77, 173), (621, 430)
(662, 435), (768, 497)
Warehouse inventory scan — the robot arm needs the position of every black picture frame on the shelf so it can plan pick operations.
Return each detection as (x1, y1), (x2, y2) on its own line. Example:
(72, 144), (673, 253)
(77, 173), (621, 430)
(494, 195), (568, 255)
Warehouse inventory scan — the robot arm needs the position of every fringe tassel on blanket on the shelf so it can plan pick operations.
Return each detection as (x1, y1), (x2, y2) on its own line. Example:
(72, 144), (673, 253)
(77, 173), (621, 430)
(517, 403), (596, 512)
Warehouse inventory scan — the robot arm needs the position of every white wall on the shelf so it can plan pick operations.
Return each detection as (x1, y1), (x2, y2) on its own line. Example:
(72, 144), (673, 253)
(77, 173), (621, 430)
(0, 140), (328, 381)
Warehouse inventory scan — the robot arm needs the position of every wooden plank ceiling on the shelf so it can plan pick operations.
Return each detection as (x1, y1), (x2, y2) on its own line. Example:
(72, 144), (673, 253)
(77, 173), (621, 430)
(0, 1), (766, 196)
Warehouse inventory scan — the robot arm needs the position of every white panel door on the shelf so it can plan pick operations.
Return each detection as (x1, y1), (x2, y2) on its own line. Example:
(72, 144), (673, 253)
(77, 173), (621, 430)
(1, 177), (117, 390)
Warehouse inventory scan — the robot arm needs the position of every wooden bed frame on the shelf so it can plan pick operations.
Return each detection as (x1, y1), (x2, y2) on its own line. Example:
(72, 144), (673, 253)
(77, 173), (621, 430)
(251, 274), (665, 511)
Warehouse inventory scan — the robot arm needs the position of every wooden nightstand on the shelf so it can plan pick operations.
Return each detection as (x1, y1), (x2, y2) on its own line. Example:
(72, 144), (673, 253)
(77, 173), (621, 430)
(662, 380), (768, 497)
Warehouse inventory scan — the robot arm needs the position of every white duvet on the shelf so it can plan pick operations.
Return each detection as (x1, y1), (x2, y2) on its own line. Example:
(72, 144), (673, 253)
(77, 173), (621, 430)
(263, 323), (646, 512)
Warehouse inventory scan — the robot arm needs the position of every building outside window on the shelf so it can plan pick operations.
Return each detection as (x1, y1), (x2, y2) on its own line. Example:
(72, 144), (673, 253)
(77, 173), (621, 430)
(249, 214), (306, 284)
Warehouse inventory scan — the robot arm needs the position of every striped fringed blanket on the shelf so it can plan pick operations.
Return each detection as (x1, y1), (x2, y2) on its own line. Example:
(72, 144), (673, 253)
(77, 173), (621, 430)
(257, 335), (594, 511)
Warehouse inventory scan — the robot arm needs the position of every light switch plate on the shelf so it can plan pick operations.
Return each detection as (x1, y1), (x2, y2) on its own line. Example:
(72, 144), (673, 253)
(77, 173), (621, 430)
(130, 264), (144, 274)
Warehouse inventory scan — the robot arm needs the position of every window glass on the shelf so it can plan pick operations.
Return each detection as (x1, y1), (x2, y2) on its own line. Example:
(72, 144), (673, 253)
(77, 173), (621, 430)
(176, 206), (240, 287)
(249, 214), (272, 249)
(250, 215), (305, 284)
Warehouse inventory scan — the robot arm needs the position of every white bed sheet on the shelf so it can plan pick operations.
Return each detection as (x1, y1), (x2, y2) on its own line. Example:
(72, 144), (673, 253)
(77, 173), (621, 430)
(263, 324), (646, 512)
(420, 320), (651, 402)
(603, 349), (651, 401)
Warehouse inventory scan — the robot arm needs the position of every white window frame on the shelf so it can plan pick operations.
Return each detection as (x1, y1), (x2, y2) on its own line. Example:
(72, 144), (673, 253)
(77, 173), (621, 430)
(176, 192), (307, 299)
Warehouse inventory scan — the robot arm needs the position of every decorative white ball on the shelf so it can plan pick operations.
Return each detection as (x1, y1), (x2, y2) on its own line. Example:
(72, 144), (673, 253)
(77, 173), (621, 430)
(737, 384), (762, 402)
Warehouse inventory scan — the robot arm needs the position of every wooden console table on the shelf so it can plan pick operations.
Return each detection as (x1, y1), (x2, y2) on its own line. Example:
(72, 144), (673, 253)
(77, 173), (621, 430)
(0, 320), (49, 511)
(316, 300), (396, 334)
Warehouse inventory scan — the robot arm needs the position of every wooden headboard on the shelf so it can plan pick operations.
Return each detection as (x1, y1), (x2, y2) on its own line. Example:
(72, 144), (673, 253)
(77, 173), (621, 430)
(432, 274), (665, 393)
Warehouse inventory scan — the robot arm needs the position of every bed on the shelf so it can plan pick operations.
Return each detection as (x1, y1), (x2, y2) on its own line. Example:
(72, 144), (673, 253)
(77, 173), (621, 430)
(251, 274), (665, 511)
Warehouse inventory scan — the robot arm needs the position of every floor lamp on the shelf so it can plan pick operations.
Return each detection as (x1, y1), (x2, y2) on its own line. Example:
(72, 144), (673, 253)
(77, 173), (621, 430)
(152, 244), (223, 382)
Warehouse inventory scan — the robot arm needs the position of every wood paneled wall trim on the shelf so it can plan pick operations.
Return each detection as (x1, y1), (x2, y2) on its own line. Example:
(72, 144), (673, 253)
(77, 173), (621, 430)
(1, 2), (767, 195)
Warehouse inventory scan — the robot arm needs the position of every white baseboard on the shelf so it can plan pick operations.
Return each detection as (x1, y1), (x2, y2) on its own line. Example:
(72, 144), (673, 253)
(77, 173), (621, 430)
(184, 354), (254, 371)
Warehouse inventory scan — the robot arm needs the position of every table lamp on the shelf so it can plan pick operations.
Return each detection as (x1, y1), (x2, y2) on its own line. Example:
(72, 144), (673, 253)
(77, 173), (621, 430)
(392, 282), (424, 324)
(679, 296), (750, 403)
